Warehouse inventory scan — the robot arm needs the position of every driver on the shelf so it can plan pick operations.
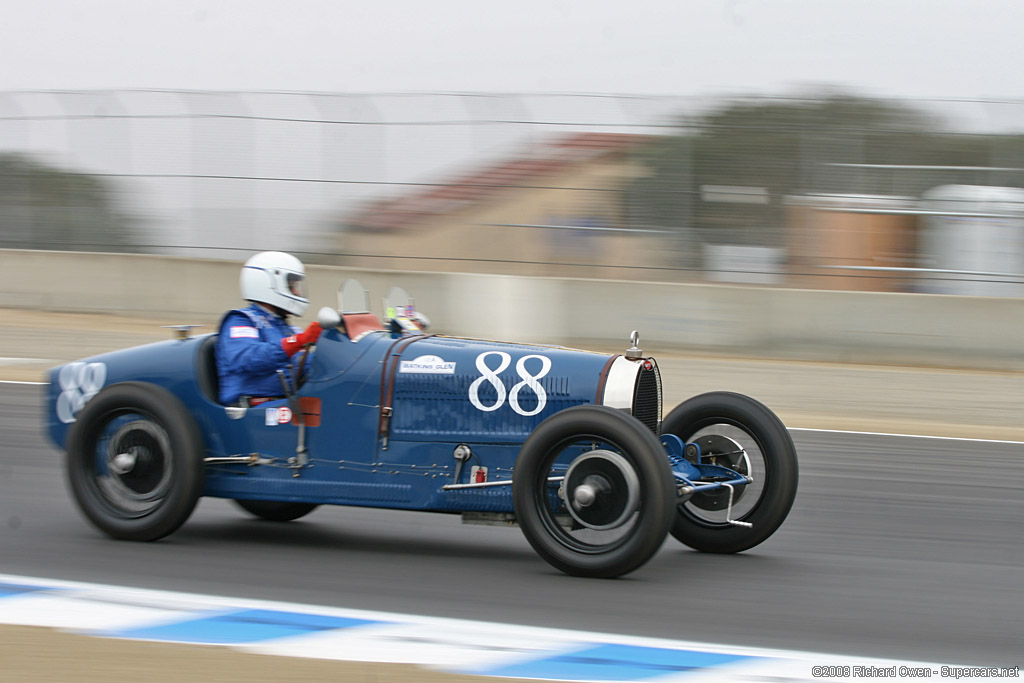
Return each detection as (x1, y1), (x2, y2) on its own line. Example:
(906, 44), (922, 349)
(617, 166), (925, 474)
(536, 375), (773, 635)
(216, 251), (323, 406)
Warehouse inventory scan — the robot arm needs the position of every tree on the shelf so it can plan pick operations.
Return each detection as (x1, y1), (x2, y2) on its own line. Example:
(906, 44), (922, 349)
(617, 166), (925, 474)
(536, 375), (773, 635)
(0, 153), (142, 252)
(625, 91), (1024, 255)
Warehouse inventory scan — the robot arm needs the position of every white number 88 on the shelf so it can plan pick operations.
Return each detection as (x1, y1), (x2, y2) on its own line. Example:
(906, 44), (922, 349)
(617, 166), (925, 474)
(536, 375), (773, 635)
(468, 352), (551, 416)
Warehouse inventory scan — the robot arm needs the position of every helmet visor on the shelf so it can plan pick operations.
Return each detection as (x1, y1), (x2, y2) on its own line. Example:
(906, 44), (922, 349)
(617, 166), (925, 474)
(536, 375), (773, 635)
(285, 272), (308, 299)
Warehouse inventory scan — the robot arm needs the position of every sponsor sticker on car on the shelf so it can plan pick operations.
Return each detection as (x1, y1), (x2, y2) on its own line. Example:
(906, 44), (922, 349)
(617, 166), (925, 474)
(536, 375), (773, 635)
(265, 406), (293, 426)
(399, 355), (456, 374)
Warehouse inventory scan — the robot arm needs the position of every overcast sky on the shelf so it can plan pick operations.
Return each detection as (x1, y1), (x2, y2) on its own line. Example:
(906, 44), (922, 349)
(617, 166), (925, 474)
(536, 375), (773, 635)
(1, 0), (1022, 100)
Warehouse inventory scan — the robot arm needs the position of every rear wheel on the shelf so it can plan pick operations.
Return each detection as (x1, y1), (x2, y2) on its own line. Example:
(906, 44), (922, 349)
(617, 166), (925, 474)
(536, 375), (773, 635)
(513, 405), (675, 578)
(661, 392), (797, 553)
(233, 500), (319, 522)
(65, 382), (204, 541)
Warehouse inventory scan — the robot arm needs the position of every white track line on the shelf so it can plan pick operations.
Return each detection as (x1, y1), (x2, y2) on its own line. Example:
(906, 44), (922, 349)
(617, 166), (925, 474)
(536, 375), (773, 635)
(0, 380), (46, 385)
(1, 573), (983, 683)
(789, 426), (1024, 445)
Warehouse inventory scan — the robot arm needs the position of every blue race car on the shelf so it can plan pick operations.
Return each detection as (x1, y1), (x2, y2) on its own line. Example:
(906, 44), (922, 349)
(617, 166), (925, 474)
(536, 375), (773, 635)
(45, 280), (798, 578)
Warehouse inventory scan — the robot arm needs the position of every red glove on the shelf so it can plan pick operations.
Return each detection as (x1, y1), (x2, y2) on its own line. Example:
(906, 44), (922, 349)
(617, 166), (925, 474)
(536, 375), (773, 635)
(281, 322), (323, 357)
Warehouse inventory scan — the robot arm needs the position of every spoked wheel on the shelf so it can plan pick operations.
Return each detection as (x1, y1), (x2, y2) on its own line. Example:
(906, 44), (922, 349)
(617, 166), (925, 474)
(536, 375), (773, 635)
(233, 499), (319, 522)
(66, 382), (205, 541)
(513, 405), (675, 578)
(661, 392), (798, 554)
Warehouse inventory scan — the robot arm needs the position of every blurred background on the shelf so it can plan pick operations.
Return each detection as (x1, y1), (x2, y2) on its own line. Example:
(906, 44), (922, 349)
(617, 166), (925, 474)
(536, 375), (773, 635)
(1, 5), (1022, 679)
(3, 89), (1024, 297)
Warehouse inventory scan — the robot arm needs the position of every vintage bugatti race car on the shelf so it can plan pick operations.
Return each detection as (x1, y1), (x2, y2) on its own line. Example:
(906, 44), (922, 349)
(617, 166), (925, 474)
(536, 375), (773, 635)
(45, 280), (798, 578)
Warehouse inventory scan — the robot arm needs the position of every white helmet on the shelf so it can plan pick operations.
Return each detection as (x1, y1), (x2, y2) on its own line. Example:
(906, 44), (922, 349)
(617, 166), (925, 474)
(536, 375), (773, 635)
(240, 251), (309, 317)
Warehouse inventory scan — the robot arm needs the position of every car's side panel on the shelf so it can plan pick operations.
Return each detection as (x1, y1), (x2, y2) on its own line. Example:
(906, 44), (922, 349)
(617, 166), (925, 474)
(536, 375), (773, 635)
(202, 440), (524, 513)
(202, 333), (613, 513)
(202, 328), (397, 499)
(46, 328), (617, 515)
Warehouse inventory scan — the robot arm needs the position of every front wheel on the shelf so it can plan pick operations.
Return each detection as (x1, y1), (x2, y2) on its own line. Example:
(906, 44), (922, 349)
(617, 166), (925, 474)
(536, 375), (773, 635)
(513, 405), (675, 578)
(233, 499), (319, 522)
(661, 392), (798, 554)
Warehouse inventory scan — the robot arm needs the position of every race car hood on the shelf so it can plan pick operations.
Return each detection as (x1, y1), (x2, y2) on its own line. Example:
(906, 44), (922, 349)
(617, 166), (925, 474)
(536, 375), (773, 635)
(381, 335), (657, 443)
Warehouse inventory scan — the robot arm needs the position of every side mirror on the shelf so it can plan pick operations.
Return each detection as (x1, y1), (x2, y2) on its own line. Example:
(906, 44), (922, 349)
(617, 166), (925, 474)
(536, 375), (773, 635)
(317, 306), (341, 330)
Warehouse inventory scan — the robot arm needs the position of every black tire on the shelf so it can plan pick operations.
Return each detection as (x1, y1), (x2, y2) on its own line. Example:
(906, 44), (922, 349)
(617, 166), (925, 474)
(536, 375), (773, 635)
(661, 392), (798, 553)
(65, 382), (205, 541)
(233, 499), (319, 522)
(513, 405), (675, 578)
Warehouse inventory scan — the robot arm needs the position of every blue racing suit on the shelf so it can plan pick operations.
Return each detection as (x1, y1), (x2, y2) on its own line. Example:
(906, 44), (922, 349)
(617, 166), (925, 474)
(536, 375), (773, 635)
(216, 303), (300, 405)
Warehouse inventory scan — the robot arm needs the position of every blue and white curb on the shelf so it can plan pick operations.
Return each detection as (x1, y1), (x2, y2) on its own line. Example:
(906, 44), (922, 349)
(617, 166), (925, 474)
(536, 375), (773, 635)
(0, 574), (1007, 682)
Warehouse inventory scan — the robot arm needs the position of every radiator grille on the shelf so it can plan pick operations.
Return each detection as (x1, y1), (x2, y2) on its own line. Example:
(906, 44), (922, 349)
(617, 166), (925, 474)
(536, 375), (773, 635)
(632, 359), (662, 433)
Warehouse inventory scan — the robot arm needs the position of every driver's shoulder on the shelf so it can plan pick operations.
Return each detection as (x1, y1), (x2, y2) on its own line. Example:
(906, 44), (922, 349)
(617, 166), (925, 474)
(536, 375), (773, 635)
(218, 307), (264, 339)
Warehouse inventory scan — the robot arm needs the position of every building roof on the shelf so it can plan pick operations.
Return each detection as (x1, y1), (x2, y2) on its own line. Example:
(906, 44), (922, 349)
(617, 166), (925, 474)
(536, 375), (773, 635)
(345, 132), (649, 232)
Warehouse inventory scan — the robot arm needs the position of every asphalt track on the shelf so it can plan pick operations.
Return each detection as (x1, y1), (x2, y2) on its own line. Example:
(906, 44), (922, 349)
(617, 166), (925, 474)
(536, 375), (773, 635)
(1, 383), (1021, 671)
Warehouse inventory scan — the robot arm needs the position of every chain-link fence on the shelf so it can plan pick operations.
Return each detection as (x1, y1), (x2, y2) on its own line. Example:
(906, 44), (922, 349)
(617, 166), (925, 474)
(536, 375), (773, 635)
(3, 90), (1024, 294)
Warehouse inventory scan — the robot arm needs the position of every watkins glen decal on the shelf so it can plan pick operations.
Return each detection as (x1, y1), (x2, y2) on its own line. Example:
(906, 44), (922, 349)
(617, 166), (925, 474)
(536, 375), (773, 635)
(468, 351), (551, 417)
(399, 355), (456, 374)
(56, 362), (107, 424)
